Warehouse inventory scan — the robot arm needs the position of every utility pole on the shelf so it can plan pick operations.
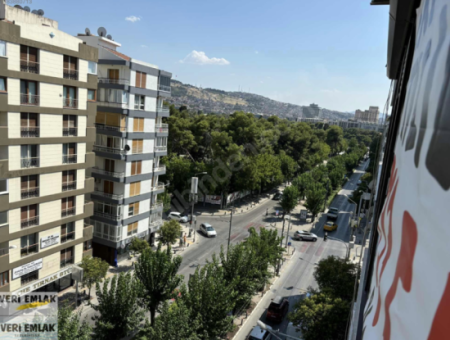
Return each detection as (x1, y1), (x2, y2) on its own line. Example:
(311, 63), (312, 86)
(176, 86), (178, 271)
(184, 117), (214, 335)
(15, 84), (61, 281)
(227, 207), (233, 252)
(276, 215), (286, 276)
(284, 214), (291, 248)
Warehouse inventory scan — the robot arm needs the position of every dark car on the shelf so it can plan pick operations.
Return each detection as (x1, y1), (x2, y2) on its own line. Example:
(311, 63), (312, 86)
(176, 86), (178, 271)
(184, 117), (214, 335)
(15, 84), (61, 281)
(272, 193), (282, 200)
(266, 296), (289, 323)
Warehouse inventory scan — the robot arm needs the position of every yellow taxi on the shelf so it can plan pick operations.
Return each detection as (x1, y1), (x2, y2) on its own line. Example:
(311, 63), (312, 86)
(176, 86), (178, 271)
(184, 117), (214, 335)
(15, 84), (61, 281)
(324, 221), (338, 231)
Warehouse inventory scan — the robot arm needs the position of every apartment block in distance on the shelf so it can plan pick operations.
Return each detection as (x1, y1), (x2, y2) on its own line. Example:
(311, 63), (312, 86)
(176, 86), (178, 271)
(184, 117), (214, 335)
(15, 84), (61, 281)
(354, 106), (379, 123)
(78, 29), (171, 266)
(0, 2), (97, 295)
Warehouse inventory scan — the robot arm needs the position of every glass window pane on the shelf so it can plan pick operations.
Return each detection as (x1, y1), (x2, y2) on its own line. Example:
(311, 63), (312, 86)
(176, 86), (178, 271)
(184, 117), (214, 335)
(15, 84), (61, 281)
(0, 211), (8, 225)
(0, 78), (5, 91)
(88, 90), (95, 100)
(0, 41), (5, 57)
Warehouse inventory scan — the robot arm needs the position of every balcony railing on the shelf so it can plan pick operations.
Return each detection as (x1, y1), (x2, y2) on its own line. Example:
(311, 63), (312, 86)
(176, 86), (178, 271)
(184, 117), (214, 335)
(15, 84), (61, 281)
(95, 123), (126, 132)
(158, 84), (171, 93)
(0, 248), (8, 257)
(91, 167), (125, 178)
(132, 147), (144, 154)
(61, 207), (75, 218)
(157, 105), (170, 114)
(62, 181), (76, 191)
(152, 183), (165, 191)
(63, 68), (78, 80)
(63, 127), (77, 136)
(20, 60), (39, 74)
(61, 232), (75, 243)
(153, 165), (166, 172)
(63, 98), (78, 109)
(21, 127), (39, 138)
(21, 244), (38, 257)
(96, 101), (129, 109)
(155, 124), (169, 133)
(150, 202), (163, 210)
(93, 145), (125, 155)
(149, 219), (163, 228)
(21, 94), (39, 106)
(21, 187), (39, 199)
(154, 146), (167, 152)
(60, 258), (74, 268)
(62, 155), (77, 164)
(98, 78), (130, 85)
(21, 272), (38, 285)
(93, 190), (124, 200)
(21, 216), (39, 229)
(21, 157), (39, 168)
(94, 211), (122, 221)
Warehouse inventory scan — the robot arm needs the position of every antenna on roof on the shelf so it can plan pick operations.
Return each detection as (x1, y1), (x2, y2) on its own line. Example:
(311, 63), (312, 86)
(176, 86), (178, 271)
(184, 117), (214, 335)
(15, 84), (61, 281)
(107, 34), (112, 40)
(14, 5), (23, 9)
(85, 28), (91, 36)
(23, 6), (31, 12)
(31, 9), (38, 14)
(98, 27), (107, 37)
(37, 9), (44, 16)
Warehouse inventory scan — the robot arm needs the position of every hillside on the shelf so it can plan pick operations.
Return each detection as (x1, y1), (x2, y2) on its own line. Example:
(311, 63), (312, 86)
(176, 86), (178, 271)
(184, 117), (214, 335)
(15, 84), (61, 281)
(167, 80), (354, 120)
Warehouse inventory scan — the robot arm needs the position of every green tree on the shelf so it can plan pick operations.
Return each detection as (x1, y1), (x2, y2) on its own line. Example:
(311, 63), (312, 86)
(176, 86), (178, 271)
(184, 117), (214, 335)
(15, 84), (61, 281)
(134, 245), (183, 325)
(159, 220), (182, 245)
(58, 304), (92, 340)
(280, 185), (299, 215)
(293, 172), (313, 200)
(129, 237), (150, 254)
(279, 151), (297, 182)
(348, 137), (358, 150)
(325, 126), (345, 154)
(91, 272), (144, 340)
(79, 256), (109, 298)
(304, 183), (326, 221)
(158, 188), (172, 212)
(328, 168), (344, 190)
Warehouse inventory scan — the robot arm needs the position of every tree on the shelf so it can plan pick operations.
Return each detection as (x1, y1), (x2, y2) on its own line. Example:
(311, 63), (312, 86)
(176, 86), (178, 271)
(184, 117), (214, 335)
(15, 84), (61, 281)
(130, 237), (150, 254)
(293, 172), (313, 200)
(280, 185), (299, 215)
(279, 151), (297, 182)
(328, 168), (344, 190)
(304, 183), (326, 221)
(159, 220), (182, 245)
(79, 256), (109, 298)
(159, 188), (172, 212)
(91, 272), (144, 340)
(325, 126), (345, 154)
(314, 256), (358, 301)
(134, 245), (183, 325)
(288, 293), (350, 340)
(58, 304), (92, 340)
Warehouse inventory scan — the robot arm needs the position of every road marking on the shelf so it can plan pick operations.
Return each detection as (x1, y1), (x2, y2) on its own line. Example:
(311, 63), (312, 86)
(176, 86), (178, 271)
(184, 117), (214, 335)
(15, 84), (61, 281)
(245, 222), (256, 230)
(299, 243), (309, 253)
(306, 242), (319, 255)
(315, 243), (325, 257)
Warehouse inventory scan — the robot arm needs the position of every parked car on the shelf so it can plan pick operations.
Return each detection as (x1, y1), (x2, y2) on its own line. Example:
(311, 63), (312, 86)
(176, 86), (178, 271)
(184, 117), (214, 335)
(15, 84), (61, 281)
(248, 325), (272, 340)
(200, 223), (217, 237)
(327, 207), (339, 220)
(266, 296), (289, 323)
(293, 230), (317, 242)
(324, 220), (338, 231)
(357, 180), (362, 185)
(168, 212), (189, 223)
(272, 193), (282, 200)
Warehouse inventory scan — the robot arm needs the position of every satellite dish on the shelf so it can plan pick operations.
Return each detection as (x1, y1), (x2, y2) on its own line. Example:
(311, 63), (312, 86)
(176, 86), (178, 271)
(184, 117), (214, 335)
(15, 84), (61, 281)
(124, 145), (130, 152)
(97, 27), (107, 37)
(23, 6), (31, 12)
(31, 10), (38, 14)
(85, 28), (91, 36)
(14, 5), (23, 9)
(106, 34), (112, 40)
(37, 9), (44, 16)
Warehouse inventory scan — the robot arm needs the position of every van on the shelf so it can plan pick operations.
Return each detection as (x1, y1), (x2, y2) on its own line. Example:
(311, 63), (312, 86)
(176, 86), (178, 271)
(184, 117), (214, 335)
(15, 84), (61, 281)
(266, 296), (289, 323)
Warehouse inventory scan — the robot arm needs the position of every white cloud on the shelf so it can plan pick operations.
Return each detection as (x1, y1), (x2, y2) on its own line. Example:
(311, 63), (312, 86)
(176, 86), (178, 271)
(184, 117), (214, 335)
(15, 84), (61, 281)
(141, 45), (148, 48)
(179, 50), (230, 66)
(125, 16), (141, 23)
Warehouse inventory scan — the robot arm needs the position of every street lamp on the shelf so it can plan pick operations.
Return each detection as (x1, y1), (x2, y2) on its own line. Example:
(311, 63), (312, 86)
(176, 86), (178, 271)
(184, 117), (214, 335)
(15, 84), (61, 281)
(257, 320), (303, 340)
(190, 172), (208, 225)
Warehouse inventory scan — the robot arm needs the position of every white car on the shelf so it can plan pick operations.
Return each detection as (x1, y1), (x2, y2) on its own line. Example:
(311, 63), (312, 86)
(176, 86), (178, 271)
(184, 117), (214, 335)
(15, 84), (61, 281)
(248, 325), (272, 340)
(200, 223), (217, 237)
(327, 207), (339, 220)
(168, 212), (189, 223)
(293, 230), (317, 242)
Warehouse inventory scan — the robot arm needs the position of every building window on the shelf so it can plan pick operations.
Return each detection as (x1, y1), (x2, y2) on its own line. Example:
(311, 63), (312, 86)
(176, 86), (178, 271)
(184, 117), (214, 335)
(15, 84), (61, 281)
(0, 40), (6, 57)
(63, 86), (77, 108)
(21, 113), (39, 137)
(135, 71), (147, 88)
(62, 170), (76, 191)
(134, 95), (145, 110)
(20, 45), (39, 73)
(129, 182), (141, 197)
(21, 270), (38, 285)
(21, 175), (39, 199)
(83, 240), (92, 251)
(131, 161), (142, 176)
(132, 139), (143, 154)
(0, 179), (7, 195)
(0, 77), (6, 92)
(88, 89), (96, 101)
(128, 202), (140, 217)
(63, 143), (76, 164)
(0, 271), (9, 287)
(127, 222), (138, 237)
(99, 89), (128, 103)
(63, 115), (77, 136)
(60, 247), (74, 268)
(61, 197), (75, 217)
(63, 55), (78, 80)
(0, 211), (7, 226)
(133, 117), (144, 132)
(61, 222), (75, 243)
(88, 61), (97, 74)
(21, 204), (38, 229)
(21, 145), (39, 168)
(159, 76), (171, 92)
(20, 233), (38, 257)
(20, 80), (38, 105)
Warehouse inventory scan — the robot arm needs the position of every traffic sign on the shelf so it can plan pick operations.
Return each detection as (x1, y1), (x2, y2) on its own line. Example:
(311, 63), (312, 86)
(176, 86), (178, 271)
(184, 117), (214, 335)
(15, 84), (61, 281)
(276, 210), (279, 216)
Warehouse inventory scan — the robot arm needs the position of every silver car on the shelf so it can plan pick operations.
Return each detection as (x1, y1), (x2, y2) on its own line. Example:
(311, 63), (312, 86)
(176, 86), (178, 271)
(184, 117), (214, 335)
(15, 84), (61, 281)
(293, 230), (317, 242)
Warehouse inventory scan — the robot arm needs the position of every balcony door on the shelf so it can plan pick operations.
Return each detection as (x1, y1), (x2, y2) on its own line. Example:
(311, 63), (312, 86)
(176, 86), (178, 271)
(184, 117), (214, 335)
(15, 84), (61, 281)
(20, 45), (38, 73)
(63, 56), (78, 80)
(62, 197), (75, 213)
(63, 115), (77, 136)
(20, 80), (38, 104)
(21, 113), (38, 137)
(104, 180), (114, 195)
(62, 170), (76, 191)
(63, 143), (76, 163)
(21, 145), (38, 163)
(21, 204), (37, 222)
(63, 86), (77, 107)
(108, 69), (119, 81)
(105, 159), (115, 172)
(21, 175), (38, 199)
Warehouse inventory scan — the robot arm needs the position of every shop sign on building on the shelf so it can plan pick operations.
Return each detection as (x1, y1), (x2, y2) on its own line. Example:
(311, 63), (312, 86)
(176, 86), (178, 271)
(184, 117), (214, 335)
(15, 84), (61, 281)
(12, 259), (43, 280)
(41, 233), (60, 249)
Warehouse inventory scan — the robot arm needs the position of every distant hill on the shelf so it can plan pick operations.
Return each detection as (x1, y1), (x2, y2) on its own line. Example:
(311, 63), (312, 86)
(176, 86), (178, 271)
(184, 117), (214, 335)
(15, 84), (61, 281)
(167, 80), (354, 120)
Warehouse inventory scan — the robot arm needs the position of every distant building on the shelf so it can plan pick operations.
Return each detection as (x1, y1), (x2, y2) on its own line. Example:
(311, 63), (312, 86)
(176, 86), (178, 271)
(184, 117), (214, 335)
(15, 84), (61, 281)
(302, 103), (320, 117)
(297, 117), (384, 132)
(355, 106), (379, 123)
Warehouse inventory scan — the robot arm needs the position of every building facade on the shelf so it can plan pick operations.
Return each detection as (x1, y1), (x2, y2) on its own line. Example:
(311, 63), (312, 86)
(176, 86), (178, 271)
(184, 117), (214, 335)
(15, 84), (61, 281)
(0, 4), (96, 295)
(354, 106), (379, 123)
(78, 33), (171, 266)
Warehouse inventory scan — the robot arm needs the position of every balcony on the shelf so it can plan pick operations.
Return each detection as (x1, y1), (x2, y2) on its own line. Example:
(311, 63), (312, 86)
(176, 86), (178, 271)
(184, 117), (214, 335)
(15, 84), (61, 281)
(153, 165), (166, 172)
(157, 105), (170, 114)
(61, 232), (75, 243)
(63, 68), (78, 80)
(21, 187), (39, 199)
(150, 202), (163, 210)
(62, 181), (76, 191)
(61, 207), (76, 218)
(21, 216), (39, 229)
(21, 244), (38, 257)
(149, 219), (163, 228)
(63, 127), (77, 136)
(96, 101), (129, 109)
(21, 127), (39, 138)
(21, 157), (39, 168)
(155, 124), (169, 133)
(158, 84), (171, 93)
(91, 167), (125, 178)
(93, 210), (122, 221)
(62, 155), (77, 164)
(93, 145), (125, 155)
(60, 258), (74, 268)
(20, 60), (39, 74)
(132, 147), (144, 154)
(98, 78), (130, 85)
(154, 146), (167, 153)
(151, 182), (165, 192)
(63, 98), (78, 109)
(93, 190), (124, 200)
(95, 123), (126, 132)
(21, 94), (39, 106)
(0, 248), (9, 257)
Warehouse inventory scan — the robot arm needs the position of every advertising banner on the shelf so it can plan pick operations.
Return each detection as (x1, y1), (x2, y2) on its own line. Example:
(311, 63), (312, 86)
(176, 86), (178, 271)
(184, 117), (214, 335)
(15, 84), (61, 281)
(12, 259), (43, 280)
(40, 233), (60, 249)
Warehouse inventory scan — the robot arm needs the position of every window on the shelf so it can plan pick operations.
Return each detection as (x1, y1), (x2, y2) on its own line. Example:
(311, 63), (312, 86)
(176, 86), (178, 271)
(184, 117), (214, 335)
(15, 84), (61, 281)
(20, 80), (38, 105)
(88, 89), (96, 101)
(132, 139), (143, 154)
(156, 137), (168, 147)
(60, 247), (74, 268)
(0, 211), (7, 226)
(159, 76), (171, 92)
(88, 61), (97, 74)
(95, 112), (126, 130)
(0, 77), (6, 92)
(21, 175), (39, 199)
(105, 159), (115, 172)
(135, 71), (147, 88)
(128, 202), (140, 217)
(63, 55), (78, 80)
(129, 182), (141, 197)
(134, 95), (145, 110)
(108, 69), (119, 81)
(21, 113), (39, 137)
(63, 143), (76, 164)
(63, 86), (77, 108)
(83, 240), (92, 251)
(63, 115), (77, 136)
(61, 222), (75, 243)
(20, 45), (38, 73)
(61, 197), (75, 217)
(0, 40), (5, 57)
(21, 145), (38, 168)
(103, 180), (114, 195)
(99, 89), (128, 103)
(94, 202), (122, 220)
(21, 270), (38, 285)
(93, 220), (121, 241)
(0, 271), (9, 287)
(0, 179), (7, 194)
(127, 222), (138, 236)
(62, 170), (76, 191)
(133, 118), (144, 132)
(131, 161), (142, 176)
(21, 233), (38, 256)
(21, 204), (38, 228)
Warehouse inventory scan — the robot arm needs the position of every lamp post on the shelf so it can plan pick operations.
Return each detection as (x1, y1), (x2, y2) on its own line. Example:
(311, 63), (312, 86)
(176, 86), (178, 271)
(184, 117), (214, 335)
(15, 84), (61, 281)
(190, 172), (207, 230)
(227, 206), (233, 252)
(344, 194), (358, 228)
(257, 320), (303, 340)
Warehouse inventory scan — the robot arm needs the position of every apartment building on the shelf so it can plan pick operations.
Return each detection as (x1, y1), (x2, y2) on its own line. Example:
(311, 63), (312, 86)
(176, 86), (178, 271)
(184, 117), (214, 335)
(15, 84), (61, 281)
(354, 106), (379, 123)
(78, 31), (171, 266)
(0, 4), (97, 295)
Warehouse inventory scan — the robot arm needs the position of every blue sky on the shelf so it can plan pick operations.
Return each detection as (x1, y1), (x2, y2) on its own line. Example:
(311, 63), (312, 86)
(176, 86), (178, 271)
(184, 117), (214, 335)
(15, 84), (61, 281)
(41, 0), (390, 112)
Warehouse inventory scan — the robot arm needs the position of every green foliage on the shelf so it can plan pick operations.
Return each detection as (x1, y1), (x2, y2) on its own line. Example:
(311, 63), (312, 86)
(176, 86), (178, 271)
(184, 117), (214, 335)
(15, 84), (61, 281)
(58, 304), (92, 340)
(79, 256), (109, 298)
(159, 220), (182, 245)
(91, 272), (144, 340)
(134, 245), (183, 325)
(325, 126), (345, 154)
(304, 182), (326, 220)
(158, 189), (172, 212)
(129, 237), (150, 254)
(293, 172), (314, 200)
(279, 151), (298, 181)
(280, 185), (299, 214)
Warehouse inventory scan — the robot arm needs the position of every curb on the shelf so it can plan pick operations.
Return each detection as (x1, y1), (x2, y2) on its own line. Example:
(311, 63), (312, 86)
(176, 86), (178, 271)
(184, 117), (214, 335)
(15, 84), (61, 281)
(197, 196), (273, 218)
